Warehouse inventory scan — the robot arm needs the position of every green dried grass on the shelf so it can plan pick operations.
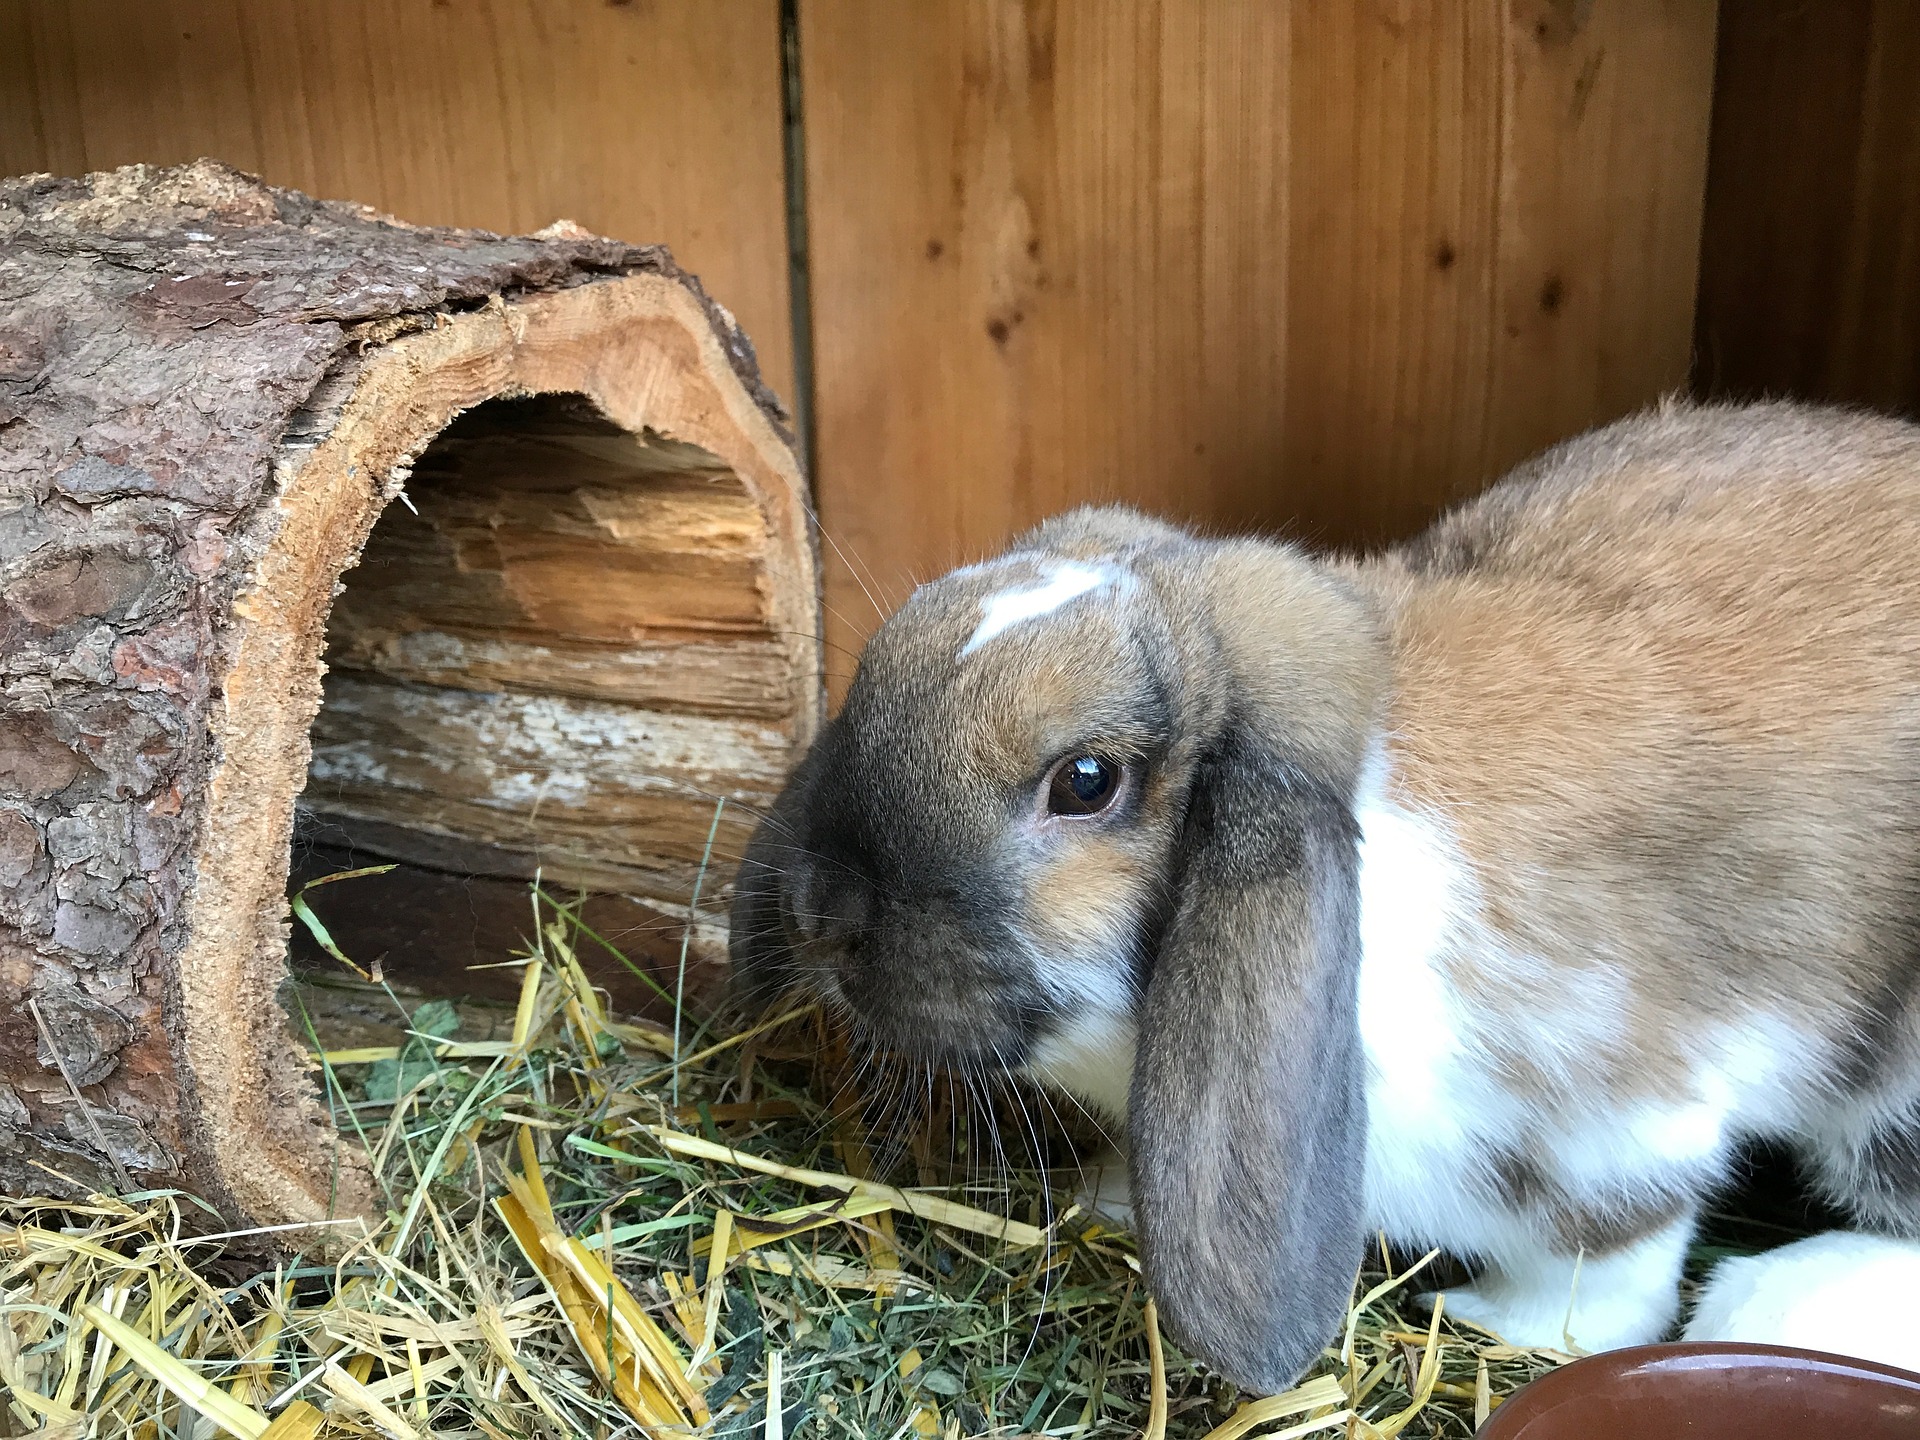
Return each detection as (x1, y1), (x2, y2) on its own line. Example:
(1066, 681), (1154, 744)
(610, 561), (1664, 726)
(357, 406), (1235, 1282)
(2, 881), (1592, 1439)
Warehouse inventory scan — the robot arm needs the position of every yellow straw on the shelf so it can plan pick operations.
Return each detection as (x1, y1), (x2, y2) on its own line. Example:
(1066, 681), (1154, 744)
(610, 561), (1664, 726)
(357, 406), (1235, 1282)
(80, 1303), (270, 1440)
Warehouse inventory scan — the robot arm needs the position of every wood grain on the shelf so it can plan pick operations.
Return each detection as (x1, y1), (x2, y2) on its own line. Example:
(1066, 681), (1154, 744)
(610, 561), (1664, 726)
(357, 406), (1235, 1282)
(1484, 0), (1718, 481)
(307, 398), (797, 899)
(1694, 0), (1920, 415)
(1278, 1), (1504, 545)
(800, 0), (1720, 690)
(0, 0), (797, 402)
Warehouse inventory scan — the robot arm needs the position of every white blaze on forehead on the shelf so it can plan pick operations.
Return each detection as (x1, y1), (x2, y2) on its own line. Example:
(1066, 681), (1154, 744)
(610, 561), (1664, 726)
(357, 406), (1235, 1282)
(958, 561), (1123, 659)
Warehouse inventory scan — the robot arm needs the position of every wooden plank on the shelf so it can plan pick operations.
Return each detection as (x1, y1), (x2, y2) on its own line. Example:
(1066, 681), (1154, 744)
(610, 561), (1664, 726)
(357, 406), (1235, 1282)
(801, 0), (1720, 687)
(799, 0), (1295, 687)
(1694, 0), (1920, 414)
(1483, 0), (1718, 485)
(1277, 1), (1505, 546)
(0, 0), (797, 403)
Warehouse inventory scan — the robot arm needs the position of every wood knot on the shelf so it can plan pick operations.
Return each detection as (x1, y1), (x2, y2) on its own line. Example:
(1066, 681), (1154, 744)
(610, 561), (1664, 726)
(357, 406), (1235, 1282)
(986, 310), (1026, 347)
(1530, 0), (1595, 47)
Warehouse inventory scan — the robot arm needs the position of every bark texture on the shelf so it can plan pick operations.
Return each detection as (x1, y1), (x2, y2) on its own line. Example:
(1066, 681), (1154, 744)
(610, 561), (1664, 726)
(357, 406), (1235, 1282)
(0, 160), (818, 1228)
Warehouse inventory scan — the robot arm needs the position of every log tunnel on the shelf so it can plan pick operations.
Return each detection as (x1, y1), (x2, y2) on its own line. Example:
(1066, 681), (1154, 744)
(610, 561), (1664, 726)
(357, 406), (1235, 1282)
(0, 162), (820, 1229)
(292, 395), (798, 1018)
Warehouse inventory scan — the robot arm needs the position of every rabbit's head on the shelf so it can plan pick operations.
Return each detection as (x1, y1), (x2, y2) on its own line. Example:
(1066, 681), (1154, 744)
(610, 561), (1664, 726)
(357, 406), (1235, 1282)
(732, 506), (1386, 1390)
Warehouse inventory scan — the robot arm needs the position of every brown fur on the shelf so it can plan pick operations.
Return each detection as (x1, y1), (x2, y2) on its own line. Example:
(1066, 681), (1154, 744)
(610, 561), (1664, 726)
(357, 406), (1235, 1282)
(1356, 401), (1920, 1110)
(1491, 1150), (1691, 1255)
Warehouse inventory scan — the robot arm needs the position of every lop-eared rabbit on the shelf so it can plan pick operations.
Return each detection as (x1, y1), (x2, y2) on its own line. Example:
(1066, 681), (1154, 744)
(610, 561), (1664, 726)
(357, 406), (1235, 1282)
(732, 401), (1920, 1391)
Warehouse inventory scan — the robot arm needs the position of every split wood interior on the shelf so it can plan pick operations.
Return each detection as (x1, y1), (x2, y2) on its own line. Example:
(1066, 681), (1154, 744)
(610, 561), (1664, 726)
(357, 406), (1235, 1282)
(294, 394), (783, 1012)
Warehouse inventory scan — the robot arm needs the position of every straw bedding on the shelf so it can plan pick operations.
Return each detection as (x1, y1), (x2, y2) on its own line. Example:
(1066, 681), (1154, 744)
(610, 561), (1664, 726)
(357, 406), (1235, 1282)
(6, 880), (1723, 1439)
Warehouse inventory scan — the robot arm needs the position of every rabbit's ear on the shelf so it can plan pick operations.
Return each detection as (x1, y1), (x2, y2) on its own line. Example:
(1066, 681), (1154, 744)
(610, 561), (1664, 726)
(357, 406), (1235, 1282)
(1129, 729), (1368, 1394)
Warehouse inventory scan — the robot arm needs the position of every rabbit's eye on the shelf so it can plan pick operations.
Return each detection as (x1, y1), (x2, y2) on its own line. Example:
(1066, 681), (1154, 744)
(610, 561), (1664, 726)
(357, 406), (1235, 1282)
(1047, 755), (1121, 816)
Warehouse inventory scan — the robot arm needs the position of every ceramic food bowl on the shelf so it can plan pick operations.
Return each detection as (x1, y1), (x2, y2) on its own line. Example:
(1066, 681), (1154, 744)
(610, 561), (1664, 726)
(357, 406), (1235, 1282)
(1476, 1342), (1920, 1439)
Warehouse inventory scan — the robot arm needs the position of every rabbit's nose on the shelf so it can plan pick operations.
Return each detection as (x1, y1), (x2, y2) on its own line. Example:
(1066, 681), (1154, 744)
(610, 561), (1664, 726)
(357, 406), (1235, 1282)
(816, 882), (881, 947)
(782, 869), (821, 942)
(784, 871), (874, 946)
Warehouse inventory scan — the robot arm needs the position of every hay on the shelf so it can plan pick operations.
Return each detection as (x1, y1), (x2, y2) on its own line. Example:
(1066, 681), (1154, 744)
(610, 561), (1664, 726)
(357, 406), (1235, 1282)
(1, 883), (1574, 1438)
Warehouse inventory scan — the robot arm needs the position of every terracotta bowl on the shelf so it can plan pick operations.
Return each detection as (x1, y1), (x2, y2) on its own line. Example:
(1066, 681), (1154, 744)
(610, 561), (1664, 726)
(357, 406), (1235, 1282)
(1477, 1342), (1920, 1440)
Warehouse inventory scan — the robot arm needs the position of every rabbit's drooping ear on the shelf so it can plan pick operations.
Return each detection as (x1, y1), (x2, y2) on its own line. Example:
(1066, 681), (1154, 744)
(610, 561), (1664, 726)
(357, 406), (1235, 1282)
(1129, 730), (1368, 1395)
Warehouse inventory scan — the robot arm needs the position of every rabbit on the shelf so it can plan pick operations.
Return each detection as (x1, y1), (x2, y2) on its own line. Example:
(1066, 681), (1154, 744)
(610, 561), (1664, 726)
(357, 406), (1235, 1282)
(1683, 1232), (1920, 1374)
(729, 398), (1920, 1393)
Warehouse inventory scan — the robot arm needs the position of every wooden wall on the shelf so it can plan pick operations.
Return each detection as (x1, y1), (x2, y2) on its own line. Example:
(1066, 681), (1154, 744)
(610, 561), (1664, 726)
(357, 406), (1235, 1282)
(1693, 0), (1920, 416)
(799, 0), (1719, 682)
(6, 0), (1918, 702)
(0, 0), (796, 400)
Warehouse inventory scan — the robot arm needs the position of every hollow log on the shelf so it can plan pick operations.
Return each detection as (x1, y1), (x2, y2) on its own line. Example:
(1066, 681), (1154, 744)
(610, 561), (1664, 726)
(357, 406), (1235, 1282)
(0, 161), (819, 1227)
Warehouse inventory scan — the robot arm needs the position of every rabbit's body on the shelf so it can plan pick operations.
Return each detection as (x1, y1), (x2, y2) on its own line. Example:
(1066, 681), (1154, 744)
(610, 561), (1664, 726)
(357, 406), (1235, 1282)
(734, 401), (1920, 1389)
(1348, 402), (1920, 1346)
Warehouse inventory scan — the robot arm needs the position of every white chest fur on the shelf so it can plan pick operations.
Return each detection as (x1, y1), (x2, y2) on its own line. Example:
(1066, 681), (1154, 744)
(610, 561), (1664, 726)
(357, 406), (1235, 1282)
(1353, 778), (1531, 1254)
(1027, 1008), (1137, 1122)
(1352, 760), (1825, 1259)
(1352, 766), (1697, 1258)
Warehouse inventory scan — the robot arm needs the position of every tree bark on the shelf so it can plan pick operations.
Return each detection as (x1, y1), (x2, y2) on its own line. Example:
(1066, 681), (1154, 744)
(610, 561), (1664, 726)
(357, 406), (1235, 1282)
(0, 160), (819, 1228)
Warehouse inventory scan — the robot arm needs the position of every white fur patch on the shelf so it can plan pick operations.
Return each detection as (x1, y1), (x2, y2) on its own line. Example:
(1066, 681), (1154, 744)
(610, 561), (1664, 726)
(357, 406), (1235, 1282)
(1354, 743), (1852, 1359)
(1075, 1146), (1135, 1226)
(1439, 1211), (1696, 1351)
(1683, 1231), (1920, 1372)
(1543, 1016), (1819, 1211)
(959, 561), (1123, 659)
(1589, 1019), (1813, 1182)
(1356, 776), (1470, 1144)
(1355, 752), (1679, 1268)
(1027, 1009), (1137, 1123)
(1354, 754), (1533, 1257)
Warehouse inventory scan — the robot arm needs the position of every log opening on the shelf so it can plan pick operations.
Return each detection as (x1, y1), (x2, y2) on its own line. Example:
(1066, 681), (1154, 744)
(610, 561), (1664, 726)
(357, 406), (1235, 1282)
(307, 392), (790, 899)
(190, 281), (819, 1229)
(290, 393), (792, 1018)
